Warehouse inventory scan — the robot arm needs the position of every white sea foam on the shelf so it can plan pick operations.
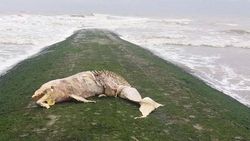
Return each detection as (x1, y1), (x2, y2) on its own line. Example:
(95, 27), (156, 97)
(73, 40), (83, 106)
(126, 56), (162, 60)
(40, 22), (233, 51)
(0, 14), (85, 74)
(0, 14), (250, 107)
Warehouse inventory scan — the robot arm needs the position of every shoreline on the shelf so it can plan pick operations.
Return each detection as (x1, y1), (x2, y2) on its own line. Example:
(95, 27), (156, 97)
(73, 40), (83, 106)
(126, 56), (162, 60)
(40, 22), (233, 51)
(1, 14), (250, 109)
(0, 29), (250, 140)
(0, 31), (77, 78)
(119, 36), (250, 108)
(1, 29), (250, 109)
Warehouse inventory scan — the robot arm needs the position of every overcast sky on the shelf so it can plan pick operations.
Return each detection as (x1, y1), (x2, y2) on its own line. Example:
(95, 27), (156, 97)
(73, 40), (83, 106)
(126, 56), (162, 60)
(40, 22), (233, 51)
(0, 0), (250, 18)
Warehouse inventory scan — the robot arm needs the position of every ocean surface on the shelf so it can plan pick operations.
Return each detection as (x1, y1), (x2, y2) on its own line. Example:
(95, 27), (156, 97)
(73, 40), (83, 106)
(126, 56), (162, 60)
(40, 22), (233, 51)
(0, 14), (250, 107)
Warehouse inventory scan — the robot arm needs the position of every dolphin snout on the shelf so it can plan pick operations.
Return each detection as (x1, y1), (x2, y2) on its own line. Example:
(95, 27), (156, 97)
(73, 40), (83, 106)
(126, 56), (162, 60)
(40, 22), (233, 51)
(32, 90), (44, 101)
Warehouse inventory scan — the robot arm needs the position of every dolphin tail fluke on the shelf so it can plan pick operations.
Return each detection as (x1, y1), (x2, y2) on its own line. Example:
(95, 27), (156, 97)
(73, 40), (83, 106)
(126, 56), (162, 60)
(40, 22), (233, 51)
(135, 97), (163, 119)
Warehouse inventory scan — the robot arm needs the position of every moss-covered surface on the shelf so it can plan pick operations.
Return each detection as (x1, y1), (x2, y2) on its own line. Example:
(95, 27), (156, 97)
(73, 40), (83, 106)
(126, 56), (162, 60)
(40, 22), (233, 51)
(0, 29), (249, 141)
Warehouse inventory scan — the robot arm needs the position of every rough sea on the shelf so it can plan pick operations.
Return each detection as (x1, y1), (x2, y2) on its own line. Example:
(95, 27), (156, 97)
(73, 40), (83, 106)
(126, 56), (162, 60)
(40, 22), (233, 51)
(0, 14), (250, 107)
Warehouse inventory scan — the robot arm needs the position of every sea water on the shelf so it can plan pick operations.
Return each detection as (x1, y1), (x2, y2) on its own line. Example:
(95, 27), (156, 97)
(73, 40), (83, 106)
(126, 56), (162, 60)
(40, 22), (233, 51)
(0, 14), (250, 107)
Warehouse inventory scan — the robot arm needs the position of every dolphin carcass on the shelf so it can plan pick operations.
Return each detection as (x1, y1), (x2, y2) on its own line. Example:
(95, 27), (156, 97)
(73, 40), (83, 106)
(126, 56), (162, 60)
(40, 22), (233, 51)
(32, 71), (163, 118)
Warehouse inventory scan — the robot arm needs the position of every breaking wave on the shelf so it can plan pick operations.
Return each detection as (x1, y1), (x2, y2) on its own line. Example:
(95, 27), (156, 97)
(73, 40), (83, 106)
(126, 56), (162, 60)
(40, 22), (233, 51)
(224, 29), (250, 35)
(0, 13), (250, 107)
